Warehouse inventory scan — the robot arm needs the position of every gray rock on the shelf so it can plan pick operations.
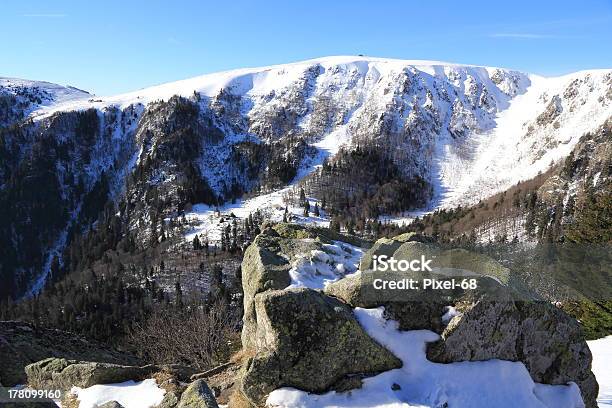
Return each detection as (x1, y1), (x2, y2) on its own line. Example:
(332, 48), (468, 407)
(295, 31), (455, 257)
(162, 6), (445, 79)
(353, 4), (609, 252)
(335, 233), (600, 407)
(25, 358), (156, 391)
(240, 288), (401, 405)
(426, 296), (599, 407)
(359, 232), (422, 270)
(177, 379), (219, 408)
(97, 402), (125, 408)
(324, 271), (448, 332)
(157, 391), (180, 408)
(240, 231), (292, 350)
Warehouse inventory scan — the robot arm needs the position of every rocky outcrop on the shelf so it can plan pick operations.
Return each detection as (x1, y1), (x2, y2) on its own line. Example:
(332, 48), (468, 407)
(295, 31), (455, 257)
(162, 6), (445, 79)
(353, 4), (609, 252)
(364, 233), (599, 407)
(177, 379), (218, 408)
(241, 223), (363, 350)
(426, 295), (599, 407)
(0, 320), (140, 386)
(237, 226), (599, 407)
(25, 358), (157, 391)
(240, 288), (401, 405)
(240, 227), (292, 350)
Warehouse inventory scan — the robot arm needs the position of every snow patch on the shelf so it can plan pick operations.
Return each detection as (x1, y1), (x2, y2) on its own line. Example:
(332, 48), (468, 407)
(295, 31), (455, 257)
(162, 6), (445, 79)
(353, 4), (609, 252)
(287, 241), (363, 289)
(588, 336), (612, 407)
(72, 379), (165, 408)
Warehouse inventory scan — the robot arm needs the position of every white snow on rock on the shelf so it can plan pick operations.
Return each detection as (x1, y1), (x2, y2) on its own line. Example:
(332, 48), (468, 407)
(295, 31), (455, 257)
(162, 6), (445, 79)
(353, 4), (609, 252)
(588, 336), (612, 407)
(287, 241), (363, 289)
(267, 307), (584, 408)
(71, 379), (165, 408)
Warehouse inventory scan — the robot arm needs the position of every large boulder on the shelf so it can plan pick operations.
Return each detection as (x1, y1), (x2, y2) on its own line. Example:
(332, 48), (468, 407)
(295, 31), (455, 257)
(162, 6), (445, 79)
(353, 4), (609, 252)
(324, 271), (448, 332)
(426, 294), (599, 407)
(177, 379), (219, 408)
(240, 228), (292, 350)
(240, 288), (401, 405)
(241, 223), (364, 350)
(25, 358), (157, 391)
(0, 320), (139, 386)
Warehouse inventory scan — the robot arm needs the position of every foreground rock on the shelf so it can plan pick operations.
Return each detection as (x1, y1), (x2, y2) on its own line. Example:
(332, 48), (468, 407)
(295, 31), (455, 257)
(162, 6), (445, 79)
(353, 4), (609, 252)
(25, 358), (195, 394)
(0, 320), (139, 386)
(426, 294), (599, 407)
(241, 288), (401, 405)
(241, 223), (363, 350)
(365, 233), (599, 407)
(177, 379), (219, 408)
(26, 358), (156, 390)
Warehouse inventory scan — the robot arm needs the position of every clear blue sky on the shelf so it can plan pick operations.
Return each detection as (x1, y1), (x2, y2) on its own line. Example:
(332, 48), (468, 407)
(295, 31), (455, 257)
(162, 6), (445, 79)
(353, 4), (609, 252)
(2, 0), (611, 95)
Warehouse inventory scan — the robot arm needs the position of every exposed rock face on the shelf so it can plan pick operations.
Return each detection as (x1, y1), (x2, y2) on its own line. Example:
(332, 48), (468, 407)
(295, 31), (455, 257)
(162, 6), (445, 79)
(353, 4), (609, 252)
(241, 223), (362, 349)
(426, 296), (599, 408)
(240, 288), (401, 405)
(177, 379), (219, 408)
(25, 358), (156, 391)
(0, 320), (139, 386)
(240, 227), (292, 350)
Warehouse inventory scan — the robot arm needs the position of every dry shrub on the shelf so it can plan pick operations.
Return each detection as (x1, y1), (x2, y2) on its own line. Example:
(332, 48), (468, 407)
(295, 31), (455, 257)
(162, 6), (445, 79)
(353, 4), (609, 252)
(128, 300), (240, 371)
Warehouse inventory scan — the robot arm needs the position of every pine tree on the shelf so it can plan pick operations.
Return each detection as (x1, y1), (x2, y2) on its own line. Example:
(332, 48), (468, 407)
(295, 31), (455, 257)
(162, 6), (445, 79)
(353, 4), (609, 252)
(299, 188), (306, 205)
(192, 235), (201, 250)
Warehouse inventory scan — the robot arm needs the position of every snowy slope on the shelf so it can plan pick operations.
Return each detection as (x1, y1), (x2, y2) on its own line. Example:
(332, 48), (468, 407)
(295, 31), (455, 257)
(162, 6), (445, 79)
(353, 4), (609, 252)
(0, 77), (90, 117)
(18, 57), (611, 203)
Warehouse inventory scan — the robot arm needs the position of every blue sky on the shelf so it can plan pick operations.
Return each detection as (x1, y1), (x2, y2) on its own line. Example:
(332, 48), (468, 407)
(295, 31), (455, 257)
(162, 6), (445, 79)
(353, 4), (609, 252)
(1, 0), (611, 95)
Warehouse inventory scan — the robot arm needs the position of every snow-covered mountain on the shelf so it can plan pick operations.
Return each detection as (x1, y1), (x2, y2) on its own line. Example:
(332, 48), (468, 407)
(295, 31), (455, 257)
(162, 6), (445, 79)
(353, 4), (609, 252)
(7, 57), (611, 204)
(0, 56), (610, 298)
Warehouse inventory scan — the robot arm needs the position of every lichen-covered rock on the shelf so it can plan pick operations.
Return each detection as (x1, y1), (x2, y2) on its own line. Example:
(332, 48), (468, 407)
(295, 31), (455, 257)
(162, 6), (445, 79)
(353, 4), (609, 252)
(157, 391), (180, 408)
(25, 358), (156, 391)
(240, 229), (292, 350)
(240, 288), (401, 405)
(426, 295), (599, 407)
(177, 379), (219, 408)
(241, 223), (362, 350)
(324, 271), (448, 332)
(98, 402), (125, 408)
(359, 232), (425, 270)
(334, 233), (599, 407)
